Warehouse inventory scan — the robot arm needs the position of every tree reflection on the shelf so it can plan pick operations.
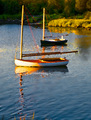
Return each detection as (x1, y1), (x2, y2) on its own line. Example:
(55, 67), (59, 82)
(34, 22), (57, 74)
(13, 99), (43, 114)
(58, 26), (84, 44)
(75, 36), (91, 60)
(48, 27), (91, 36)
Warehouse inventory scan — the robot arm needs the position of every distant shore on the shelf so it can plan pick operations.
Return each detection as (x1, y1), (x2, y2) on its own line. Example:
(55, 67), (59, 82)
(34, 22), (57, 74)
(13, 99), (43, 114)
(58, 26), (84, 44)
(0, 19), (21, 24)
(0, 18), (91, 30)
(0, 19), (41, 26)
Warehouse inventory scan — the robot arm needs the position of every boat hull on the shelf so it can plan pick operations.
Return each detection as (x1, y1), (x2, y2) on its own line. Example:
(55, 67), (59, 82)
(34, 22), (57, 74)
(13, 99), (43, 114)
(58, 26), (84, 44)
(40, 39), (67, 46)
(15, 58), (69, 67)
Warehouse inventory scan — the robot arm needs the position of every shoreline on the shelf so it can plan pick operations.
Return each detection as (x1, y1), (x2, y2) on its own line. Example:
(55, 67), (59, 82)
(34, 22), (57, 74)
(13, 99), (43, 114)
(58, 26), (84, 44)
(0, 19), (41, 26)
(0, 19), (91, 30)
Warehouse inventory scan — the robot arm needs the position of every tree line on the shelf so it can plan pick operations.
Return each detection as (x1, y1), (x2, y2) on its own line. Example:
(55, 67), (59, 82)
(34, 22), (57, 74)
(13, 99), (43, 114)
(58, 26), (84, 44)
(0, 0), (91, 17)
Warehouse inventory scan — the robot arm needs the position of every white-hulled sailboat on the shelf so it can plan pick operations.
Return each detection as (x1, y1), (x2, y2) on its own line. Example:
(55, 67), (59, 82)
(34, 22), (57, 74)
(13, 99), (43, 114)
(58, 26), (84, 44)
(14, 5), (78, 67)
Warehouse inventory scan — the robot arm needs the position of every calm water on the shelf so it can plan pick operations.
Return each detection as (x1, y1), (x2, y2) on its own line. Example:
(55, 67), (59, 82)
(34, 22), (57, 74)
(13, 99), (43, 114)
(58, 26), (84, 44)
(0, 24), (91, 120)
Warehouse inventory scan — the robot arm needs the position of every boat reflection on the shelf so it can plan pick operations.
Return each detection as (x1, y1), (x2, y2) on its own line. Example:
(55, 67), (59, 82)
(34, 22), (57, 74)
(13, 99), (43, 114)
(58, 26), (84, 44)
(40, 45), (67, 53)
(15, 66), (40, 76)
(41, 43), (67, 47)
(15, 66), (68, 77)
(38, 66), (68, 78)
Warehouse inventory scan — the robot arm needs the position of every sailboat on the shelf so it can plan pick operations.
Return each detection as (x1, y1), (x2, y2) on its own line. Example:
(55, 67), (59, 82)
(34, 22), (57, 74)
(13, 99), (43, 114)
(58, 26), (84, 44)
(40, 8), (68, 46)
(14, 5), (78, 67)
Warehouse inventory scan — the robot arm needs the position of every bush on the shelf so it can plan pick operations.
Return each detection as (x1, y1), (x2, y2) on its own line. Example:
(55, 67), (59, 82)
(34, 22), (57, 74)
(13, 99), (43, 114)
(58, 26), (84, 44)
(84, 11), (91, 19)
(48, 18), (91, 29)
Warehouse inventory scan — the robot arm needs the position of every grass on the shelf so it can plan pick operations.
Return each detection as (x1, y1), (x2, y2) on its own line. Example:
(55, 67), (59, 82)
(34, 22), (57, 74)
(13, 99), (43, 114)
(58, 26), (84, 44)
(0, 14), (21, 20)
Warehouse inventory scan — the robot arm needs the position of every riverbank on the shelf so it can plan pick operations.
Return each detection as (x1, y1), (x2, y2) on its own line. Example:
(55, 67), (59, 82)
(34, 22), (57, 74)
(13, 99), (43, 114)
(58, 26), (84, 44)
(0, 14), (42, 25)
(0, 19), (41, 26)
(0, 18), (91, 30)
(48, 19), (91, 30)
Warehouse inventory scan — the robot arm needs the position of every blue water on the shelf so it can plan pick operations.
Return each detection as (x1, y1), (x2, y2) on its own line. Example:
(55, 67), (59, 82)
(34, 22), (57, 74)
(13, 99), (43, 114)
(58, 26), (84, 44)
(0, 24), (91, 120)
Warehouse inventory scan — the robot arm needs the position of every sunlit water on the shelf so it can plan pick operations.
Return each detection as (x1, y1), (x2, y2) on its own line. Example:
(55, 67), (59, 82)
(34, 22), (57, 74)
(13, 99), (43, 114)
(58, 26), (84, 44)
(0, 24), (91, 120)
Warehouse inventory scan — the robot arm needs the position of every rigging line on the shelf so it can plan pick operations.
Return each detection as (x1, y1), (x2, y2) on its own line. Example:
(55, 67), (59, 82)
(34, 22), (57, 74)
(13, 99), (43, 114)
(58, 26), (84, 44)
(25, 7), (37, 22)
(25, 7), (51, 39)
(25, 7), (42, 42)
(25, 9), (39, 52)
(45, 10), (68, 38)
(25, 7), (41, 27)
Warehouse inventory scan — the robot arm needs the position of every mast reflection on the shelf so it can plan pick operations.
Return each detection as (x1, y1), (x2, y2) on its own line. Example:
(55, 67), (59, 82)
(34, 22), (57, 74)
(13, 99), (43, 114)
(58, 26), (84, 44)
(15, 67), (38, 119)
(18, 74), (25, 119)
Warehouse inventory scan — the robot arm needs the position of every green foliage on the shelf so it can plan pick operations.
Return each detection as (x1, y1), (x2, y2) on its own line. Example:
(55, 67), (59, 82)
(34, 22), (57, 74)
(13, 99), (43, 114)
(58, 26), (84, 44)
(75, 0), (91, 13)
(84, 11), (91, 19)
(0, 0), (4, 14)
(48, 19), (91, 29)
(86, 0), (91, 11)
(1, 0), (21, 14)
(0, 14), (21, 20)
(75, 14), (84, 19)
(64, 0), (75, 17)
(0, 0), (91, 19)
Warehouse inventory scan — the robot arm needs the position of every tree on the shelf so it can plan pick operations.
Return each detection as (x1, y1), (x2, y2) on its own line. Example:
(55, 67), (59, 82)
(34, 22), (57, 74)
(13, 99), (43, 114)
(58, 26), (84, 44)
(64, 0), (75, 17)
(86, 0), (91, 11)
(0, 0), (4, 14)
(46, 0), (64, 14)
(1, 0), (20, 14)
(75, 0), (87, 13)
(57, 0), (65, 13)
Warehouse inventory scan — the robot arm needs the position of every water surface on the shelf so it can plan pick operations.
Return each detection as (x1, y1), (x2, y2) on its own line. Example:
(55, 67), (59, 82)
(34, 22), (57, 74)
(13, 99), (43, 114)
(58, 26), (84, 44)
(0, 24), (91, 120)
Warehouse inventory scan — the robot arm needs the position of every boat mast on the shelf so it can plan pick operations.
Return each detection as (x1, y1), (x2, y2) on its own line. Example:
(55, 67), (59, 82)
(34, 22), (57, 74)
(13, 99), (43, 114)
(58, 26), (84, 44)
(20, 5), (24, 59)
(43, 8), (45, 40)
